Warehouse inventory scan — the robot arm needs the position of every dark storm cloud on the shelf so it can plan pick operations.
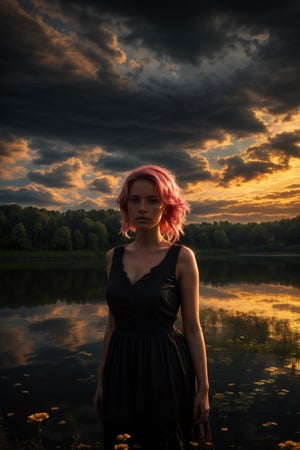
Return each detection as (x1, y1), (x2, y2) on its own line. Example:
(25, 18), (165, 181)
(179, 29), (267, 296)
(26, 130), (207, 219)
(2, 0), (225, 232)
(28, 159), (83, 188)
(0, 0), (299, 196)
(96, 149), (213, 186)
(30, 139), (80, 165)
(0, 186), (64, 206)
(89, 177), (113, 193)
(52, 0), (299, 66)
(247, 130), (300, 164)
(218, 130), (300, 184)
(189, 194), (300, 222)
(0, 0), (288, 156)
(218, 155), (282, 185)
(0, 132), (21, 158)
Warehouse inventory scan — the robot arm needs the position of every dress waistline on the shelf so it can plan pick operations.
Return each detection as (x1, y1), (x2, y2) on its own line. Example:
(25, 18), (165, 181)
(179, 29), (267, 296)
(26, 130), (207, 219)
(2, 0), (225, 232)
(114, 324), (175, 335)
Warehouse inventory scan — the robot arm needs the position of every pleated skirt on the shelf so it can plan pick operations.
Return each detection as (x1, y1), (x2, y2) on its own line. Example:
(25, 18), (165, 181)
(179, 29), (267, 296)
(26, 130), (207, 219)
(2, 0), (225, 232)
(102, 327), (196, 450)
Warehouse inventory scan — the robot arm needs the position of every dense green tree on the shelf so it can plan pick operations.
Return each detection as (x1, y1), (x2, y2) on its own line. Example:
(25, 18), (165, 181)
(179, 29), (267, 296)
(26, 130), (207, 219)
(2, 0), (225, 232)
(286, 218), (300, 245)
(50, 226), (73, 251)
(212, 227), (229, 249)
(246, 223), (268, 249)
(73, 228), (85, 250)
(87, 232), (98, 250)
(10, 222), (31, 250)
(0, 204), (299, 252)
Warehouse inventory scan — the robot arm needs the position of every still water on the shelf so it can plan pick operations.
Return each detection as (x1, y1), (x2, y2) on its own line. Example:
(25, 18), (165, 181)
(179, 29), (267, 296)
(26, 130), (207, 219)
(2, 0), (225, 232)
(0, 256), (299, 449)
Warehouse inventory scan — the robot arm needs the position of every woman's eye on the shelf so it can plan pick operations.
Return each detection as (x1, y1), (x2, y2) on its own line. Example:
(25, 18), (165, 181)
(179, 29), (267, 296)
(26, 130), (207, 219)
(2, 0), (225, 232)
(148, 198), (159, 204)
(129, 197), (139, 203)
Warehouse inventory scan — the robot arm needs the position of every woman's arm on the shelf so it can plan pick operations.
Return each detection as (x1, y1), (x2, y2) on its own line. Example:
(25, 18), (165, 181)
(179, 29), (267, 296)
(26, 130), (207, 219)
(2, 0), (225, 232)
(93, 249), (116, 416)
(177, 245), (210, 424)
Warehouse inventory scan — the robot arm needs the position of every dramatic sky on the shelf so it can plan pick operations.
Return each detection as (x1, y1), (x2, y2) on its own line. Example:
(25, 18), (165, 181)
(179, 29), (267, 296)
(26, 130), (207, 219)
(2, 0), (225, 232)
(1, 0), (300, 222)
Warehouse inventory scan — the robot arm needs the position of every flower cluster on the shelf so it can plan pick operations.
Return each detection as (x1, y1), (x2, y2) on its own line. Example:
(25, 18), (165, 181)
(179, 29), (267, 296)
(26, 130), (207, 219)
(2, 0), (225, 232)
(27, 412), (49, 423)
(114, 433), (131, 450)
(278, 441), (300, 449)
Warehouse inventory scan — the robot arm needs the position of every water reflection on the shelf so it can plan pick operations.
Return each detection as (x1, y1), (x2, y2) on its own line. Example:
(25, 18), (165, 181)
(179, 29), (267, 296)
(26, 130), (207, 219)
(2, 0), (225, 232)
(201, 283), (300, 332)
(0, 258), (299, 449)
(0, 302), (108, 369)
(0, 268), (106, 307)
(198, 255), (300, 288)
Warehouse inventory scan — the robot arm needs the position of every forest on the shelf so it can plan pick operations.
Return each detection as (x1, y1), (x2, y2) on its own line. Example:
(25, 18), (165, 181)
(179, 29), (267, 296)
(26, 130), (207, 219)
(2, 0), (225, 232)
(0, 204), (300, 252)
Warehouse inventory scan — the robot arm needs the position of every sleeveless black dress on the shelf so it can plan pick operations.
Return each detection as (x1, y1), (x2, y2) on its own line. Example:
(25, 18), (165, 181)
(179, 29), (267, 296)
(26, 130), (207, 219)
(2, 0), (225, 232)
(103, 244), (196, 450)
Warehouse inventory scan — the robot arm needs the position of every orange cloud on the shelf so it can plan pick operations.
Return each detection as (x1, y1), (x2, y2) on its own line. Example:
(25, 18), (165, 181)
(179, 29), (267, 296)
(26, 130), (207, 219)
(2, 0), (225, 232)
(217, 129), (300, 185)
(0, 134), (32, 179)
(0, 184), (66, 207)
(28, 158), (85, 188)
(19, 0), (128, 82)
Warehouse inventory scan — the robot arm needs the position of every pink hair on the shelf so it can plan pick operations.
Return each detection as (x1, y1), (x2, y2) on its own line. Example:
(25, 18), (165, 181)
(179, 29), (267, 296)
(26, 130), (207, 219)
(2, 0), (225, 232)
(117, 165), (190, 243)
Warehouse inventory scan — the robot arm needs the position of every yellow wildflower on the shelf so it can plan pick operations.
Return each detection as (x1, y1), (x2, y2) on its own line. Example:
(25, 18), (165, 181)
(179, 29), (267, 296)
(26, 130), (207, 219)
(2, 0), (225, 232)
(116, 434), (131, 441)
(75, 444), (92, 449)
(278, 441), (300, 449)
(58, 419), (67, 425)
(123, 434), (131, 440)
(114, 444), (129, 450)
(27, 412), (49, 423)
(262, 421), (278, 428)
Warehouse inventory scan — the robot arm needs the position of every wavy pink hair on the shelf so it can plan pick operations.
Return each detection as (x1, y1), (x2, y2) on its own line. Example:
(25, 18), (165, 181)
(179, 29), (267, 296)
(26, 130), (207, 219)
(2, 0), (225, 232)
(117, 165), (190, 243)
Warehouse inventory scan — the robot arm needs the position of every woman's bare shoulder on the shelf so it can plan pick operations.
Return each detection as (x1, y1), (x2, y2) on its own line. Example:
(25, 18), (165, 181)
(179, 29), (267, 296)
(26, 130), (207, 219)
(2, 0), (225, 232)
(176, 245), (197, 276)
(105, 247), (114, 261)
(105, 247), (116, 275)
(177, 244), (196, 262)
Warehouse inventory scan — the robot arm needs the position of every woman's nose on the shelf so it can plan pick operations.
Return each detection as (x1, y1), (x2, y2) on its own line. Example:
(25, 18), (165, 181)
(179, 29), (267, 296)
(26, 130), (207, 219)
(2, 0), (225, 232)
(138, 200), (147, 211)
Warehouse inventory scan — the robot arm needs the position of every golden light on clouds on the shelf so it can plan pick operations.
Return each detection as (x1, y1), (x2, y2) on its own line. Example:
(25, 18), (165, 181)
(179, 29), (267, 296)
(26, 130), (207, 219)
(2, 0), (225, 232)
(0, 136), (33, 179)
(1, 0), (299, 221)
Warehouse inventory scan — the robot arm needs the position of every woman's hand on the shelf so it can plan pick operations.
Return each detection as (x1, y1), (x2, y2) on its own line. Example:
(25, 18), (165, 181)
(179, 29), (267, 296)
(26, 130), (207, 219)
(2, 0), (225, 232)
(193, 390), (210, 424)
(93, 384), (103, 416)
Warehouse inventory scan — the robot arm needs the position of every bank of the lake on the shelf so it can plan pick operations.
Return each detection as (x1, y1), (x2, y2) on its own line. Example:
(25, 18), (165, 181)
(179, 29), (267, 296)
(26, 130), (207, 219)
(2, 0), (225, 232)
(1, 247), (300, 269)
(0, 250), (105, 269)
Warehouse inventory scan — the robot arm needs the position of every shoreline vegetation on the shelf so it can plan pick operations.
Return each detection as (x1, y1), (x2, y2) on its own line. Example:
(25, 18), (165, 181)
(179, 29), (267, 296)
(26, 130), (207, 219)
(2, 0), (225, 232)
(0, 248), (300, 269)
(0, 250), (105, 268)
(0, 205), (299, 259)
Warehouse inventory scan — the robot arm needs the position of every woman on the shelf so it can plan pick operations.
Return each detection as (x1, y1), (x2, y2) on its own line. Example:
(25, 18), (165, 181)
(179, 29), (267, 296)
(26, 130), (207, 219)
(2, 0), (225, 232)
(93, 165), (210, 449)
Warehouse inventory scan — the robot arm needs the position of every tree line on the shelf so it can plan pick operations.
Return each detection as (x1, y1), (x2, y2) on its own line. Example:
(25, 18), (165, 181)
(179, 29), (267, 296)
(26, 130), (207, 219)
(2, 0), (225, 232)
(0, 204), (300, 252)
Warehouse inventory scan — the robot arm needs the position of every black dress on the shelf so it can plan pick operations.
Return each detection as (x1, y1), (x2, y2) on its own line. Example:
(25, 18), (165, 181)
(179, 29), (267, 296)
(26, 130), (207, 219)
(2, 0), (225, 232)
(103, 244), (197, 450)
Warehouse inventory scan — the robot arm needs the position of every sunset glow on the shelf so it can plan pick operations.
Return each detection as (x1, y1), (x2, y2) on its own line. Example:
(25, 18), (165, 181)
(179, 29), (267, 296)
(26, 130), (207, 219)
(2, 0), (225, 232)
(0, 1), (299, 222)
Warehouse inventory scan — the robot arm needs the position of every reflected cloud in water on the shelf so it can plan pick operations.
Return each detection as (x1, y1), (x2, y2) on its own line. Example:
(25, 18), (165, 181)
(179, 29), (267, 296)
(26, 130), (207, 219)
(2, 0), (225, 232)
(0, 302), (108, 369)
(201, 283), (300, 331)
(0, 261), (299, 449)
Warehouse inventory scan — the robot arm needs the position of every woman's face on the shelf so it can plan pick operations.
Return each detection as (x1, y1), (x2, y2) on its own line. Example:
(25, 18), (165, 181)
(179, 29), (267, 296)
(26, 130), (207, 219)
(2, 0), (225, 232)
(127, 179), (165, 231)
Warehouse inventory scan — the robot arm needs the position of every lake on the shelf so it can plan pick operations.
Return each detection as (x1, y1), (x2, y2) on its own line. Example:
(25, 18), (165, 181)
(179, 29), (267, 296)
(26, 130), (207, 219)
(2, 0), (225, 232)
(0, 255), (299, 449)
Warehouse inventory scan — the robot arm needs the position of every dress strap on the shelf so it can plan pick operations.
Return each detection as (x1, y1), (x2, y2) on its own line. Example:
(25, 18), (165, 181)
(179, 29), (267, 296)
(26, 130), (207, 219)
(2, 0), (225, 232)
(112, 245), (125, 261)
(168, 243), (182, 261)
(109, 246), (125, 276)
(158, 244), (182, 278)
